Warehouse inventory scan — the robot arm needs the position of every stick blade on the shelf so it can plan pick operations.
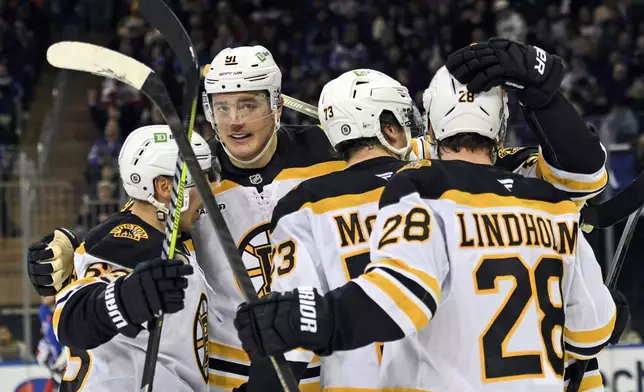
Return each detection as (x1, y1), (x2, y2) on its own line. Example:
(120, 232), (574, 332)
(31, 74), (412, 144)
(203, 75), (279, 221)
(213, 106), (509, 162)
(47, 41), (152, 90)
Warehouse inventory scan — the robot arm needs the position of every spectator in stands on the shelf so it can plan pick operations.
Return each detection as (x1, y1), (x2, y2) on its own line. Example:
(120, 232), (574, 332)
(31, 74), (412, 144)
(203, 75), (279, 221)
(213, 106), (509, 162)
(627, 77), (644, 113)
(0, 66), (21, 147)
(494, 0), (527, 43)
(0, 325), (33, 361)
(85, 119), (123, 190)
(604, 97), (640, 144)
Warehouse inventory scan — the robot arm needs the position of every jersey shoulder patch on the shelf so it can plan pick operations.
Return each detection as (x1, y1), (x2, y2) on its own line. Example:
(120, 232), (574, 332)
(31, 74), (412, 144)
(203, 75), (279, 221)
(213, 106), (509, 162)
(108, 223), (149, 242)
(82, 212), (165, 269)
(495, 146), (538, 171)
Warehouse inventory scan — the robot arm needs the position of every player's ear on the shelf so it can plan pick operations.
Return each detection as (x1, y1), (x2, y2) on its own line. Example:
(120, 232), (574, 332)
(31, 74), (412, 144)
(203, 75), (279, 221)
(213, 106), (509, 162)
(153, 176), (172, 202)
(382, 123), (406, 149)
(277, 94), (283, 117)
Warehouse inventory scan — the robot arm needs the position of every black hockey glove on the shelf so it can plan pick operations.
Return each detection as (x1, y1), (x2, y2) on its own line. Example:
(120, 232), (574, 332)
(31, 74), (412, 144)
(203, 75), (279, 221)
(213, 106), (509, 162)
(608, 288), (630, 345)
(27, 228), (79, 296)
(103, 258), (193, 338)
(234, 287), (333, 358)
(445, 38), (565, 108)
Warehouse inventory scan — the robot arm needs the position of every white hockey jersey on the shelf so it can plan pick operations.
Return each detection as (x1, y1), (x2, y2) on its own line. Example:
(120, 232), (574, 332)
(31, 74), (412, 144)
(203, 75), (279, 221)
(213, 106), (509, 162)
(192, 127), (347, 391)
(267, 144), (607, 391)
(54, 212), (210, 392)
(270, 156), (405, 390)
(352, 159), (615, 392)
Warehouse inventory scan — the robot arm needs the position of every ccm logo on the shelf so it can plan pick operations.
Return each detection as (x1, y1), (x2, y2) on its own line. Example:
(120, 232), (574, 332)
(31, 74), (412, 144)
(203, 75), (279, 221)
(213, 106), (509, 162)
(534, 46), (547, 75)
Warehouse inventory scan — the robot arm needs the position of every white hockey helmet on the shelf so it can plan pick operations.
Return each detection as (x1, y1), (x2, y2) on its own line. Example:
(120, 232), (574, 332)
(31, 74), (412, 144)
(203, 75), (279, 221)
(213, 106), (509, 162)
(318, 69), (415, 158)
(202, 45), (282, 129)
(119, 125), (211, 215)
(423, 66), (508, 143)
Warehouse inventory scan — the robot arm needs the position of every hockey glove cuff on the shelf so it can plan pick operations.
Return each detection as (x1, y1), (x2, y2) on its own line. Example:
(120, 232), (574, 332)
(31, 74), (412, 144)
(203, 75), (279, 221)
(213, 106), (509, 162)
(445, 38), (565, 108)
(27, 228), (79, 296)
(102, 258), (193, 338)
(234, 287), (333, 358)
(103, 278), (144, 338)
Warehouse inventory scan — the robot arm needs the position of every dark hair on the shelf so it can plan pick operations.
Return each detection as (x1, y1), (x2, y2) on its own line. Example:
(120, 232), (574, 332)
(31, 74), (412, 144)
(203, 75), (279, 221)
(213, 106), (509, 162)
(332, 110), (402, 161)
(434, 133), (498, 158)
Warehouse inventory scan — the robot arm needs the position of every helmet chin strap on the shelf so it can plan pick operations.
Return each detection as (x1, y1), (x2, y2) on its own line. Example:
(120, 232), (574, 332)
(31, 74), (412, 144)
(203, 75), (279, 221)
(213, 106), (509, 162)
(219, 112), (280, 167)
(147, 195), (169, 222)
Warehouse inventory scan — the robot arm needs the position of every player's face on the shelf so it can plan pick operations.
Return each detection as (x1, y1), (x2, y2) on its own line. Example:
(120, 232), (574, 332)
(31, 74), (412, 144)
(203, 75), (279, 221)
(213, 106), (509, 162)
(211, 92), (277, 161)
(179, 187), (203, 230)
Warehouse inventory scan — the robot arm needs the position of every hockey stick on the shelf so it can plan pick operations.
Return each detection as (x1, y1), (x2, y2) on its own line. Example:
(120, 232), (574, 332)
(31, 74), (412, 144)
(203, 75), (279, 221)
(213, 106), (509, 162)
(581, 170), (644, 228)
(137, 4), (296, 391)
(283, 94), (319, 119)
(136, 0), (200, 390)
(46, 42), (299, 392)
(46, 41), (194, 391)
(567, 204), (643, 392)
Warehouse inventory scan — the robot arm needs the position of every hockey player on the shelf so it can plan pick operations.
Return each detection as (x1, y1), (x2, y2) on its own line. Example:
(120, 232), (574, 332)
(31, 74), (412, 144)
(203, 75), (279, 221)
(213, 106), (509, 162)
(443, 38), (622, 392)
(234, 69), (623, 391)
(49, 125), (212, 391)
(244, 69), (416, 391)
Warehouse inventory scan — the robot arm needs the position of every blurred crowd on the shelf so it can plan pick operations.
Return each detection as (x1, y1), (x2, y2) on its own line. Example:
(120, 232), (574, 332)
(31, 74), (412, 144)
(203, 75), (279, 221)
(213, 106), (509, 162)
(0, 0), (95, 239)
(82, 0), (644, 207)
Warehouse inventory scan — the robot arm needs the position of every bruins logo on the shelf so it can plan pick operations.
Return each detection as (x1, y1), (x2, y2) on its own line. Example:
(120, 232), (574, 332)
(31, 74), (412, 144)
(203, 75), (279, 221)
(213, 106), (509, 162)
(398, 159), (432, 173)
(109, 224), (148, 241)
(193, 293), (209, 383)
(236, 223), (273, 298)
(497, 147), (522, 159)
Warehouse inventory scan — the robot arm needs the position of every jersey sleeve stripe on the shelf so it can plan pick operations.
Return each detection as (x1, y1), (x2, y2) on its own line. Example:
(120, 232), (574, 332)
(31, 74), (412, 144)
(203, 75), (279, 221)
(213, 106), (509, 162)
(536, 149), (608, 193)
(366, 258), (442, 303)
(55, 276), (101, 301)
(274, 160), (347, 181)
(563, 343), (606, 360)
(208, 374), (246, 390)
(208, 341), (250, 363)
(564, 305), (616, 346)
(440, 190), (579, 216)
(375, 266), (438, 316)
(360, 270), (431, 332)
(53, 276), (103, 333)
(302, 187), (384, 215)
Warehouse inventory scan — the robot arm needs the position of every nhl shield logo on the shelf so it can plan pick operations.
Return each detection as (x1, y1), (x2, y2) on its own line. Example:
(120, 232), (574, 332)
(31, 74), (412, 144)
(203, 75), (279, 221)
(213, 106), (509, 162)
(249, 173), (263, 185)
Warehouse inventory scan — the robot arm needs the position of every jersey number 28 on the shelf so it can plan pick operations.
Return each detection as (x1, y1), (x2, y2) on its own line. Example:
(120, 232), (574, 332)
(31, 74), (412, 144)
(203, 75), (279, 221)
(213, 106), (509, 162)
(474, 254), (564, 382)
